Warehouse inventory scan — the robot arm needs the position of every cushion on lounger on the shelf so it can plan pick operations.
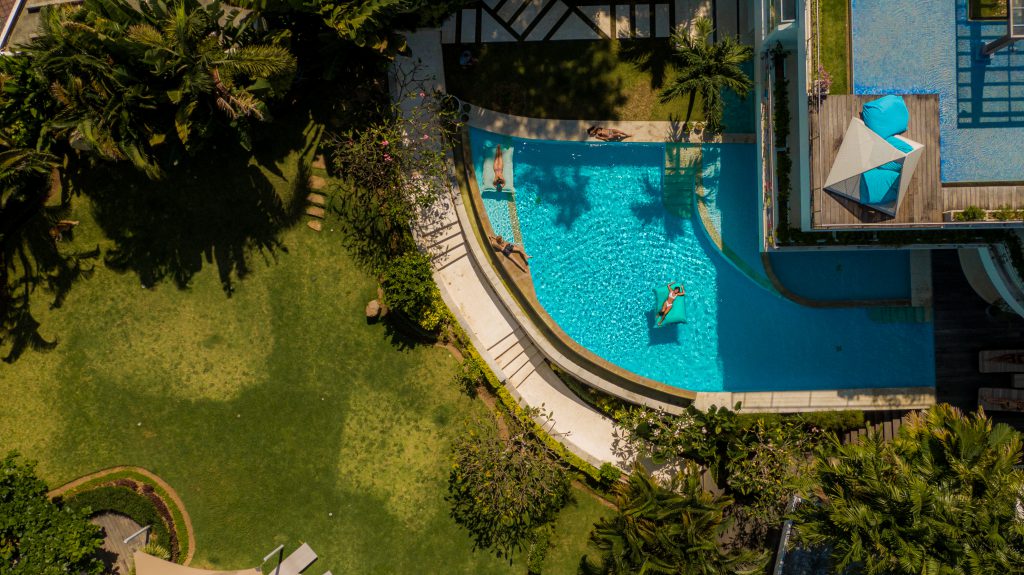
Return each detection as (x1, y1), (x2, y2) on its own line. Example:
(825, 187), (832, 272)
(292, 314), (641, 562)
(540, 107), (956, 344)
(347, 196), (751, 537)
(877, 135), (913, 171)
(653, 282), (687, 327)
(859, 167), (900, 206)
(482, 145), (514, 193)
(861, 95), (909, 138)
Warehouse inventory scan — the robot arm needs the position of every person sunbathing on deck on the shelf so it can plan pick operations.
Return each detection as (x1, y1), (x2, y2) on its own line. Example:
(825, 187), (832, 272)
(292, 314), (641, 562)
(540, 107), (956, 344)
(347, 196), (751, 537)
(488, 234), (531, 263)
(587, 126), (633, 142)
(656, 283), (684, 326)
(493, 145), (506, 190)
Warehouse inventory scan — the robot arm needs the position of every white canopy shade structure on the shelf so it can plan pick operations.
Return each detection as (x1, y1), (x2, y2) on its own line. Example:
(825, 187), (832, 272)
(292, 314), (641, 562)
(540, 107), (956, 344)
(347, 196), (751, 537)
(823, 118), (923, 217)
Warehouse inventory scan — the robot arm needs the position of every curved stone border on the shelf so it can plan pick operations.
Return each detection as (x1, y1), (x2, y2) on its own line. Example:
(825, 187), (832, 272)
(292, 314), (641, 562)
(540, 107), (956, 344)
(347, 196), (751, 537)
(49, 466), (196, 566)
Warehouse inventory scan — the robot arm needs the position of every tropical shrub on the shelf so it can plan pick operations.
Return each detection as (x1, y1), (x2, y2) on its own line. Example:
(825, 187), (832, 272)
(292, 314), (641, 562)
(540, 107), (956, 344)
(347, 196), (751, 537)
(659, 17), (753, 133)
(447, 415), (572, 560)
(993, 205), (1024, 221)
(579, 464), (767, 575)
(64, 486), (176, 560)
(793, 404), (1024, 575)
(22, 0), (296, 178)
(327, 89), (460, 270)
(0, 452), (104, 575)
(955, 205), (987, 221)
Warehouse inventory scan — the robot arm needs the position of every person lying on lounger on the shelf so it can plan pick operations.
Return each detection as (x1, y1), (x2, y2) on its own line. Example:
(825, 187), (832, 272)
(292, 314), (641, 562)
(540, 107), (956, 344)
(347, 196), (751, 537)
(587, 126), (633, 141)
(493, 145), (506, 190)
(656, 283), (684, 326)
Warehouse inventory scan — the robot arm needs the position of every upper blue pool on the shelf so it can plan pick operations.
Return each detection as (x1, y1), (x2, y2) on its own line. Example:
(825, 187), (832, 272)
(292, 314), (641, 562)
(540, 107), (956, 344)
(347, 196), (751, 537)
(852, 0), (1024, 182)
(471, 128), (934, 393)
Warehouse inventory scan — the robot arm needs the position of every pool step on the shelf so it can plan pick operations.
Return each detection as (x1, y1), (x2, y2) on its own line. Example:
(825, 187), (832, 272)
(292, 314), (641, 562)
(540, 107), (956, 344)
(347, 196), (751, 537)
(867, 306), (932, 323)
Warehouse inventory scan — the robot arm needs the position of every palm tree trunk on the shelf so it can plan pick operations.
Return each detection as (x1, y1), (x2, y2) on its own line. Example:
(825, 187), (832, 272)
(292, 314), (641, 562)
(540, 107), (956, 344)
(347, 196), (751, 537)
(685, 89), (697, 124)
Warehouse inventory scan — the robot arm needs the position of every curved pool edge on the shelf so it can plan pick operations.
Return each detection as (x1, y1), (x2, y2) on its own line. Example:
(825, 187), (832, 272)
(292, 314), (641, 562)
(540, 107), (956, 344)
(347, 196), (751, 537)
(457, 125), (937, 412)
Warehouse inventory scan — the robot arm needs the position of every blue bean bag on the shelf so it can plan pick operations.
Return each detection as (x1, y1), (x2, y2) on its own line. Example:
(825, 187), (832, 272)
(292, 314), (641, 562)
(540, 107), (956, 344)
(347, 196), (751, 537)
(862, 95), (909, 139)
(653, 282), (687, 327)
(859, 167), (900, 206)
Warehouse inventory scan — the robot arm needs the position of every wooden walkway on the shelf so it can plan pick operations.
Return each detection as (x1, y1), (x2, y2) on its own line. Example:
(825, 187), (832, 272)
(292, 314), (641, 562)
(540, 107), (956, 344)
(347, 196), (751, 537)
(842, 410), (910, 444)
(810, 95), (943, 227)
(932, 250), (1024, 427)
(93, 513), (145, 575)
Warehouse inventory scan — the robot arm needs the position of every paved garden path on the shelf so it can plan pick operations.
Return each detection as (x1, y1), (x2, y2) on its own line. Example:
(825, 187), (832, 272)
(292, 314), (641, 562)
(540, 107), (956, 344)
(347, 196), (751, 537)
(397, 30), (626, 468)
(93, 513), (145, 575)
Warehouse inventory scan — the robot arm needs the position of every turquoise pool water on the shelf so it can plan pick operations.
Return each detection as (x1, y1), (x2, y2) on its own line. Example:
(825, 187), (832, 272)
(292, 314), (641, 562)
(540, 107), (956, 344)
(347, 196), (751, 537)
(471, 128), (934, 392)
(768, 251), (912, 302)
(852, 0), (1024, 182)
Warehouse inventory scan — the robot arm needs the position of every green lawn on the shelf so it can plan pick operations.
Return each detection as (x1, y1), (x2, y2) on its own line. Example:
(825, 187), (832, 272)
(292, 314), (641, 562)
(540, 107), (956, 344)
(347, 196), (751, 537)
(444, 40), (705, 122)
(971, 0), (1007, 19)
(817, 0), (850, 94)
(0, 108), (607, 574)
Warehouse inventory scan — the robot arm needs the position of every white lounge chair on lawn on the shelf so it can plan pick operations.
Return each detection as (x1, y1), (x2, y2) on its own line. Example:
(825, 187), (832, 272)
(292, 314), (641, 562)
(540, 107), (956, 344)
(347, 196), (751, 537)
(268, 543), (317, 575)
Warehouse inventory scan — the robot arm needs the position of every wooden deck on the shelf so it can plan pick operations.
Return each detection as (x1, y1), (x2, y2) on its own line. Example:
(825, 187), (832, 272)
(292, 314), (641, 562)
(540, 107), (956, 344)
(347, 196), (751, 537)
(810, 94), (1024, 229)
(810, 95), (943, 227)
(931, 250), (1024, 429)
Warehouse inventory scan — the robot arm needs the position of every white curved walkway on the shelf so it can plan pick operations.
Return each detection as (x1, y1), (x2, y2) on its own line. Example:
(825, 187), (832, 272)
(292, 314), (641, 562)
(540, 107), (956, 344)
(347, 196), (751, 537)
(395, 30), (624, 467)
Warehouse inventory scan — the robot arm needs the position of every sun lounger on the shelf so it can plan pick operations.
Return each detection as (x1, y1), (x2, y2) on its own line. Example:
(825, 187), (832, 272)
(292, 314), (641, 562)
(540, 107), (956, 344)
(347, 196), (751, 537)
(978, 387), (1024, 412)
(482, 145), (514, 193)
(268, 543), (317, 575)
(979, 350), (1024, 373)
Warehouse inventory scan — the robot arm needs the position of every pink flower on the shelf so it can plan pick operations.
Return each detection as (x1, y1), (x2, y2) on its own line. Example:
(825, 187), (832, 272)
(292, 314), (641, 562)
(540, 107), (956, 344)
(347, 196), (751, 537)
(419, 91), (425, 98)
(422, 134), (430, 140)
(383, 153), (392, 162)
(381, 140), (389, 146)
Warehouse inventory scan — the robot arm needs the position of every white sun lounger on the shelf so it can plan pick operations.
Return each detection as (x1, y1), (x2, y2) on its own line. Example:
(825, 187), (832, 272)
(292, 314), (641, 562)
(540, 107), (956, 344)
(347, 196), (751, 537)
(268, 543), (317, 575)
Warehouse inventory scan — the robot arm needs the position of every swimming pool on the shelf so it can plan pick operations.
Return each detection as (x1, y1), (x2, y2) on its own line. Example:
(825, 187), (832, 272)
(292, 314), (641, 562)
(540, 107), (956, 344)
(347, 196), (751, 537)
(471, 128), (934, 392)
(852, 0), (1024, 182)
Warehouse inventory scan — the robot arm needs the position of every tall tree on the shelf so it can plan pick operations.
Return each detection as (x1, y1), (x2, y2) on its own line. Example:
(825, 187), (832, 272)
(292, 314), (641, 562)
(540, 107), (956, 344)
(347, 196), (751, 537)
(580, 464), (766, 575)
(793, 404), (1024, 575)
(0, 452), (105, 574)
(659, 17), (752, 133)
(22, 0), (296, 178)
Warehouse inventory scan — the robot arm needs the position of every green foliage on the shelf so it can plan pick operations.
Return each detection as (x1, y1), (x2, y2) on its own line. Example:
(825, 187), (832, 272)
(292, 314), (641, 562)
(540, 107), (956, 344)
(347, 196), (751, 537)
(793, 404), (1024, 575)
(796, 410), (864, 434)
(327, 90), (460, 270)
(618, 403), (740, 480)
(993, 205), (1024, 221)
(771, 44), (793, 243)
(380, 250), (446, 331)
(660, 17), (753, 133)
(580, 465), (767, 575)
(64, 486), (174, 557)
(22, 0), (296, 178)
(447, 416), (572, 560)
(142, 542), (170, 560)
(0, 452), (105, 575)
(955, 205), (987, 221)
(597, 463), (621, 488)
(525, 522), (554, 575)
(452, 354), (487, 396)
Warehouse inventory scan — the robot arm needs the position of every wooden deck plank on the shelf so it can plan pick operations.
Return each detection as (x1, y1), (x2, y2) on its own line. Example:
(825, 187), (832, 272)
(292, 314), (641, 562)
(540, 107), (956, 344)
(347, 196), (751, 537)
(808, 94), (1024, 229)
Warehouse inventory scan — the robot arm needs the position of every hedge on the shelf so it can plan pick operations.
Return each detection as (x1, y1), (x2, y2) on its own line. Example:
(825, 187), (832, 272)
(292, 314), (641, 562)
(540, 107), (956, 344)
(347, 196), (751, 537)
(64, 486), (175, 560)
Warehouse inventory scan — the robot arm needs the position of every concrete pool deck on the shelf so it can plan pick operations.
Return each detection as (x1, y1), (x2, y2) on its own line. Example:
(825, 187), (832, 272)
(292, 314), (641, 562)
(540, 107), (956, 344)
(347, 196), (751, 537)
(396, 28), (935, 466)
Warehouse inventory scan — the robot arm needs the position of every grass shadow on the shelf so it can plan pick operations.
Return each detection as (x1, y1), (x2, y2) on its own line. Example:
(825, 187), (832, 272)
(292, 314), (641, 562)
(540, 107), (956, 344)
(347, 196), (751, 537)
(618, 39), (674, 91)
(443, 41), (629, 120)
(81, 138), (309, 295)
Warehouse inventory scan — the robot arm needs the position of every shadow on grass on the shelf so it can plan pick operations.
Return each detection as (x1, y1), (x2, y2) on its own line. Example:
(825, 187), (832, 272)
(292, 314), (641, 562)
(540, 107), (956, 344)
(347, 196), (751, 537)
(80, 139), (310, 296)
(444, 41), (629, 120)
(1, 192), (100, 363)
(618, 40), (675, 91)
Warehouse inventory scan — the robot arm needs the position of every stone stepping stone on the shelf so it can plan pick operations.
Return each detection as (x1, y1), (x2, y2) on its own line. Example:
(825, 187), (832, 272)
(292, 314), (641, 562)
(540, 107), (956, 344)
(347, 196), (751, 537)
(306, 206), (326, 218)
(307, 220), (322, 232)
(308, 175), (327, 190)
(307, 193), (326, 207)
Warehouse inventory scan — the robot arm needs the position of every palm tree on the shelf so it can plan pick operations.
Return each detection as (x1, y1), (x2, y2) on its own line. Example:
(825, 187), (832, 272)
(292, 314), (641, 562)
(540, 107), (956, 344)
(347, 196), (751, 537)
(659, 17), (752, 134)
(580, 464), (766, 575)
(793, 404), (1024, 575)
(23, 0), (296, 178)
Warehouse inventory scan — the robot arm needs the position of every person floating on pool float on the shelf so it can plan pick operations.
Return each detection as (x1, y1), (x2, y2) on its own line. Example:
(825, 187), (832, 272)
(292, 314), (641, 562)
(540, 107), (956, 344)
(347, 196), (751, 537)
(587, 126), (633, 142)
(493, 145), (506, 190)
(656, 282), (685, 326)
